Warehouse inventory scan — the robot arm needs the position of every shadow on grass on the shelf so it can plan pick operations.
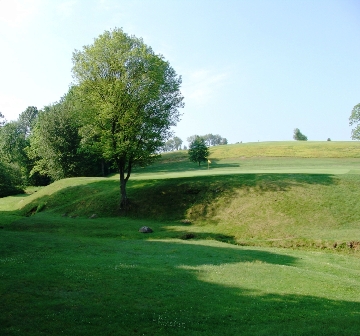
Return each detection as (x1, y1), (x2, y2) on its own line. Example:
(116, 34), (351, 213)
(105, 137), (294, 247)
(10, 173), (338, 222)
(0, 232), (359, 335)
(132, 159), (240, 174)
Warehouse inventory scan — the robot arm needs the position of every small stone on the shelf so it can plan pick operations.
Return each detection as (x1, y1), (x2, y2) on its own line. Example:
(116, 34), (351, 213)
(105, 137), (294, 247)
(139, 226), (153, 233)
(89, 214), (97, 219)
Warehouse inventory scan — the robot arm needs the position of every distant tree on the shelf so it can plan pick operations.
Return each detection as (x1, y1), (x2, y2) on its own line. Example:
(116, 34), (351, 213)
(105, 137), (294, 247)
(187, 135), (198, 145)
(293, 128), (308, 141)
(18, 106), (38, 137)
(349, 103), (360, 140)
(173, 136), (183, 150)
(220, 137), (228, 145)
(188, 133), (228, 146)
(327, 138), (331, 141)
(163, 138), (175, 152)
(163, 136), (183, 151)
(188, 136), (209, 166)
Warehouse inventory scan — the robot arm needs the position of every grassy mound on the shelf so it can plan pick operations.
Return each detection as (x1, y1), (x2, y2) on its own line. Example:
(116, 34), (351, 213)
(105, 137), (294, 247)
(2, 142), (360, 251)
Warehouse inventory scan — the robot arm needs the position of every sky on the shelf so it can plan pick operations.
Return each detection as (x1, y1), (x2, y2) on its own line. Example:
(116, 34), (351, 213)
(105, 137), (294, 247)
(0, 0), (359, 144)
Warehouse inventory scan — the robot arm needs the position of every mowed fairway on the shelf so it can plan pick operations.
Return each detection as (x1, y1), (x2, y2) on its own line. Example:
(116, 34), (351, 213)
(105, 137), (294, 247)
(1, 142), (360, 335)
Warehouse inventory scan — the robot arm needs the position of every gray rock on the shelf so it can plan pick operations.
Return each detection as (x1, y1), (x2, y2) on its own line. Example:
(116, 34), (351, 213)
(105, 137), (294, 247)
(89, 214), (97, 219)
(139, 226), (153, 233)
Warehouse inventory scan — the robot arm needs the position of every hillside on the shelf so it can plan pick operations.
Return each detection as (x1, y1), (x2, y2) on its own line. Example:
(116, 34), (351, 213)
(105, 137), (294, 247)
(2, 141), (360, 335)
(2, 141), (360, 251)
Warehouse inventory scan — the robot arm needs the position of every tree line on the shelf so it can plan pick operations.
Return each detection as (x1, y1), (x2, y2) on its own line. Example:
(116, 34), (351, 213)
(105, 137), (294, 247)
(162, 133), (228, 152)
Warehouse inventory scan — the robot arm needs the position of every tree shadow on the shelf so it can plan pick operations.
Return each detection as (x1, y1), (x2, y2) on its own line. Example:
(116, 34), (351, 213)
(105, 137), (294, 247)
(1, 235), (359, 335)
(4, 173), (338, 223)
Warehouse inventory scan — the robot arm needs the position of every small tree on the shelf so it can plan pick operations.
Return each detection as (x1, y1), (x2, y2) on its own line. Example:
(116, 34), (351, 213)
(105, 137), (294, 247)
(220, 137), (228, 145)
(293, 128), (308, 141)
(173, 136), (183, 150)
(349, 103), (360, 139)
(188, 136), (209, 166)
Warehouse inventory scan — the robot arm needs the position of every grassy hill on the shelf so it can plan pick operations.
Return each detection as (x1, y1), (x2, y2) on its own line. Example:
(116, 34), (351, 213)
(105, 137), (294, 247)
(2, 141), (360, 250)
(2, 141), (360, 335)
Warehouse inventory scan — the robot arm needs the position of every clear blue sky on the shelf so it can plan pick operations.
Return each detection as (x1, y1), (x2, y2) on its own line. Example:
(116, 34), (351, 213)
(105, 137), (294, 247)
(1, 0), (359, 144)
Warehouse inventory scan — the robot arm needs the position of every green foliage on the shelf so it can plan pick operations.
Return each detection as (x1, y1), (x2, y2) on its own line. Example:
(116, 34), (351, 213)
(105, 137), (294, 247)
(28, 100), (82, 181)
(188, 136), (209, 166)
(188, 133), (228, 146)
(28, 91), (104, 182)
(293, 128), (308, 141)
(0, 161), (24, 197)
(72, 28), (184, 207)
(0, 107), (50, 186)
(0, 121), (28, 165)
(163, 136), (183, 151)
(0, 111), (6, 126)
(349, 103), (360, 140)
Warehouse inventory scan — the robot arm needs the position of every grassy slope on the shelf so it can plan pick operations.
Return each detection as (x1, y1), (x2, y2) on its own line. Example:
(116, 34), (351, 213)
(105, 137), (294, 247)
(3, 142), (360, 250)
(2, 141), (360, 335)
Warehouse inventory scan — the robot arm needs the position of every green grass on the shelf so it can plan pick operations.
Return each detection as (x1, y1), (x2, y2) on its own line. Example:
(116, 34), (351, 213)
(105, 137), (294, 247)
(1, 223), (360, 335)
(1, 141), (360, 335)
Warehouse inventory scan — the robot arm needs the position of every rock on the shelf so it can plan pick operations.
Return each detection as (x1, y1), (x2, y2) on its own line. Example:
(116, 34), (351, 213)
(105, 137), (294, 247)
(89, 214), (97, 219)
(139, 226), (153, 233)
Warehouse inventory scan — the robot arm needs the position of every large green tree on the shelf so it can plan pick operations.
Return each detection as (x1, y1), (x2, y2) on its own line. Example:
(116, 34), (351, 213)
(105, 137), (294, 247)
(349, 103), (360, 140)
(72, 28), (184, 209)
(188, 136), (209, 166)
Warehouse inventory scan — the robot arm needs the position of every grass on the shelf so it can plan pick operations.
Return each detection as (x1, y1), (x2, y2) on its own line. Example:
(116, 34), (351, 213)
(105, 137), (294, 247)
(1, 224), (360, 335)
(1, 141), (360, 335)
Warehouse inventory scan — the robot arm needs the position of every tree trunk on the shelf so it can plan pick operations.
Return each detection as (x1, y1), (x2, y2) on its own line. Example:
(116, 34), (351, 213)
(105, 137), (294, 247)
(101, 159), (105, 177)
(118, 159), (132, 213)
(119, 171), (128, 210)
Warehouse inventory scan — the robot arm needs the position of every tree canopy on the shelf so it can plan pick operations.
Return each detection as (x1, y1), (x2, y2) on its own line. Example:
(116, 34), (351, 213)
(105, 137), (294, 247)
(163, 136), (183, 151)
(72, 28), (184, 208)
(293, 128), (308, 141)
(187, 133), (228, 146)
(349, 103), (360, 140)
(188, 136), (209, 166)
